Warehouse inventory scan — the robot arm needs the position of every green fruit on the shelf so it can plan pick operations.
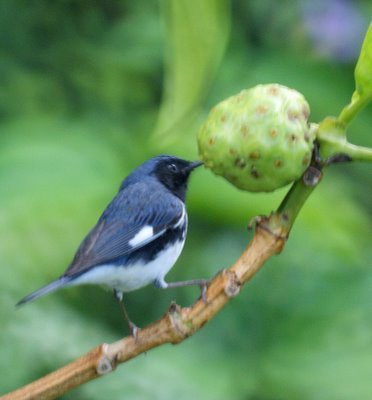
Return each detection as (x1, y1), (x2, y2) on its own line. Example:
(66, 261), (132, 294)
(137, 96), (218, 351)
(198, 84), (315, 192)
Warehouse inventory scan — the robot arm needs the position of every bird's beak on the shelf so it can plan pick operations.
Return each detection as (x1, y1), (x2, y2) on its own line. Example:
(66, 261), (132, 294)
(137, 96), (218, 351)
(185, 160), (203, 172)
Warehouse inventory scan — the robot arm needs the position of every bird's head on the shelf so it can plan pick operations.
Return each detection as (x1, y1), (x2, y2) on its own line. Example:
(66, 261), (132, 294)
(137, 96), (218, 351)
(120, 155), (203, 201)
(152, 155), (203, 201)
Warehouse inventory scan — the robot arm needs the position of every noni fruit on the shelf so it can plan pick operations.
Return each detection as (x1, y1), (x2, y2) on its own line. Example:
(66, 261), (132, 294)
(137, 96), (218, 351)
(198, 84), (315, 192)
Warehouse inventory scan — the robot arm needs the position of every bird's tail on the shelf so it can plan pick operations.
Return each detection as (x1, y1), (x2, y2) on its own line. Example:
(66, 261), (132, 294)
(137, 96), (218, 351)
(16, 276), (72, 306)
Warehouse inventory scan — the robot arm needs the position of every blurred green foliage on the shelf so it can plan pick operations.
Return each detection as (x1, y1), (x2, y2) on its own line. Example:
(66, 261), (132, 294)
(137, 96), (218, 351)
(1, 1), (371, 399)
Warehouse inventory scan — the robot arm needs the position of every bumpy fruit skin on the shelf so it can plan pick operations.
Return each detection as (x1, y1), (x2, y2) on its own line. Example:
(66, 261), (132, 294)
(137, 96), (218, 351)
(198, 84), (315, 192)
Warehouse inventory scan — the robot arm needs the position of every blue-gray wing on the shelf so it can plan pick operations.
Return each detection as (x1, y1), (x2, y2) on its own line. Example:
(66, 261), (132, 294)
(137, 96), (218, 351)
(64, 180), (184, 277)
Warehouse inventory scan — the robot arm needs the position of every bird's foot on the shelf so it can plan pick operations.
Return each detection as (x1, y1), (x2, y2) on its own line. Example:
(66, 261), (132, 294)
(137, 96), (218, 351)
(199, 280), (209, 304)
(128, 321), (140, 341)
(157, 278), (209, 304)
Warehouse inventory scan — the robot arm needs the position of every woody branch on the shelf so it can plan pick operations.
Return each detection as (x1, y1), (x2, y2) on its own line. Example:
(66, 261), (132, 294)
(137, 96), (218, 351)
(1, 213), (291, 400)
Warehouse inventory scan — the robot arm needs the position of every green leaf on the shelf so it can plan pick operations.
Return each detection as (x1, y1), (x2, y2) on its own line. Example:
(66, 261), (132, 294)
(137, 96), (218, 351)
(151, 0), (231, 150)
(355, 22), (372, 99)
(337, 24), (372, 126)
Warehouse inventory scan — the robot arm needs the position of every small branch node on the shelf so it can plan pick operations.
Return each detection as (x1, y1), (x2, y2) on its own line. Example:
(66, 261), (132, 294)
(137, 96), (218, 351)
(223, 270), (241, 298)
(167, 302), (189, 343)
(168, 301), (181, 314)
(96, 344), (115, 376)
(256, 215), (288, 242)
(303, 166), (322, 186)
(247, 215), (261, 231)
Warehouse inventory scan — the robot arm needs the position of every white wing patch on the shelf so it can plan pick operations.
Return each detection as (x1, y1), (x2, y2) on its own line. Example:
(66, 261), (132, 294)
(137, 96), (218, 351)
(173, 206), (186, 229)
(128, 225), (154, 247)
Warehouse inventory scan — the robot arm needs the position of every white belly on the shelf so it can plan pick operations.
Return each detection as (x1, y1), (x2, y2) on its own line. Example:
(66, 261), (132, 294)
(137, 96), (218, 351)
(70, 240), (185, 292)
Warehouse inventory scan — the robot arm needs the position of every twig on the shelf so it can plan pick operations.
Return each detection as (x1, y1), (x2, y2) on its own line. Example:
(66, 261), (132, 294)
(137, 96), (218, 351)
(1, 221), (287, 400)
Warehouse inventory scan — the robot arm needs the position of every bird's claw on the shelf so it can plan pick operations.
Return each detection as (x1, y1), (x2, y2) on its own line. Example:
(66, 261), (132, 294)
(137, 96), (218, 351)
(128, 321), (140, 341)
(199, 280), (209, 304)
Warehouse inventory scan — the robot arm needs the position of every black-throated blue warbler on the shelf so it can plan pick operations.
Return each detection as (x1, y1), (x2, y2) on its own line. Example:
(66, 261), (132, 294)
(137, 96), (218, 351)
(17, 155), (206, 336)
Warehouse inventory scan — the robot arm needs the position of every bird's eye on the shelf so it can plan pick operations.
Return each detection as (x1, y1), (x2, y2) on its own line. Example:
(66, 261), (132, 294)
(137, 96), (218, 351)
(168, 163), (178, 173)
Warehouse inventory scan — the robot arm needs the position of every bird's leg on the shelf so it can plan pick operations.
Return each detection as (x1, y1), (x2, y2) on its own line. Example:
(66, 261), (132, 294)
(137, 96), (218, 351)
(113, 289), (139, 339)
(154, 278), (209, 303)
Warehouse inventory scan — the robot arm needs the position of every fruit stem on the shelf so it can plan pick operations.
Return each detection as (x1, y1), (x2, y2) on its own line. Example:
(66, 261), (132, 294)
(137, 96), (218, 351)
(316, 117), (372, 163)
(275, 176), (319, 232)
(338, 141), (372, 162)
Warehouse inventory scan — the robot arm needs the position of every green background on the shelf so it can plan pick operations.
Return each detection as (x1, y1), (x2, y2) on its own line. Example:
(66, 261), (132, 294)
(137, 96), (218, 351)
(1, 1), (371, 399)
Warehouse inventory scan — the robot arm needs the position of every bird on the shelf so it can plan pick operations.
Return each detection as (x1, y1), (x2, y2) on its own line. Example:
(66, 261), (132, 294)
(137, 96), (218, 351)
(17, 155), (207, 336)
